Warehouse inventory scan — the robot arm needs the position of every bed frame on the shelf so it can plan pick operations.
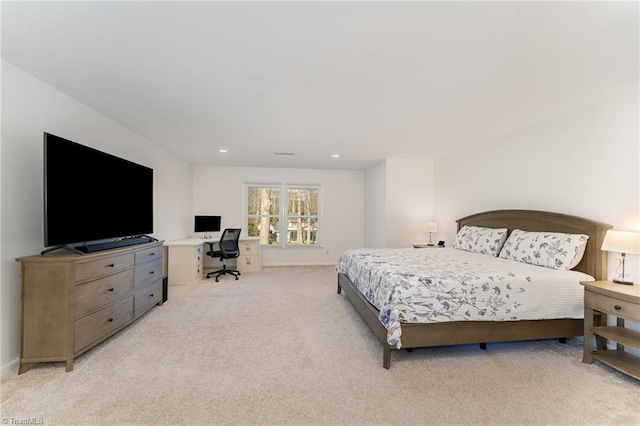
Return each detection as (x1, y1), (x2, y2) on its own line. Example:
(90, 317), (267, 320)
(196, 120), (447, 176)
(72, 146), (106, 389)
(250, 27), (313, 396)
(337, 209), (611, 369)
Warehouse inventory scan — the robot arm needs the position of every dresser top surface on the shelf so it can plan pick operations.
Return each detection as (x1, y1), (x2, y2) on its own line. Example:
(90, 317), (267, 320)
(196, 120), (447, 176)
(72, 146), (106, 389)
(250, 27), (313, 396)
(16, 240), (164, 263)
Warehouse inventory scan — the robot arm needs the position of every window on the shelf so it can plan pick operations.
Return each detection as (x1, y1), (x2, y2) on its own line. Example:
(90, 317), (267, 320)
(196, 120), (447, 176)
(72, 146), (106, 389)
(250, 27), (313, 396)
(246, 183), (320, 247)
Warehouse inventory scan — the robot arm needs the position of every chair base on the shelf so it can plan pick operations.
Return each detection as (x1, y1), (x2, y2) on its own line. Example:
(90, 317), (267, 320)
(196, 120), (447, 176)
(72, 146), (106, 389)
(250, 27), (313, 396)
(206, 264), (241, 282)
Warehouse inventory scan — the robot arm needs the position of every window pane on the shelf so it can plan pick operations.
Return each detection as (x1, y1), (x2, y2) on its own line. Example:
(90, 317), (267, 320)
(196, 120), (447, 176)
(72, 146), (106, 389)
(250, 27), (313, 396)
(248, 216), (280, 245)
(248, 187), (280, 215)
(246, 184), (320, 247)
(287, 187), (318, 215)
(286, 217), (317, 245)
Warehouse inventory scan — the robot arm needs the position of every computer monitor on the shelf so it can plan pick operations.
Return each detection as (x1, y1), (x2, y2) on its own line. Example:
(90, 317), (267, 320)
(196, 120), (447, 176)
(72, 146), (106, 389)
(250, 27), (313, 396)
(194, 215), (221, 238)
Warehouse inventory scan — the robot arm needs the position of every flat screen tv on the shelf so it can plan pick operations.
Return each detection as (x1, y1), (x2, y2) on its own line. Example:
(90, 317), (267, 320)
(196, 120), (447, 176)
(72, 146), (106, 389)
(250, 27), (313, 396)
(44, 132), (154, 253)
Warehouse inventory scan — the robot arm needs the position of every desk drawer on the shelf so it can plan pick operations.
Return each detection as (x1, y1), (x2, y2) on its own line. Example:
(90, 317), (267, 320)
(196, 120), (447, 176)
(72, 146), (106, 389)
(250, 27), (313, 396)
(238, 256), (260, 272)
(585, 291), (640, 320)
(240, 241), (259, 254)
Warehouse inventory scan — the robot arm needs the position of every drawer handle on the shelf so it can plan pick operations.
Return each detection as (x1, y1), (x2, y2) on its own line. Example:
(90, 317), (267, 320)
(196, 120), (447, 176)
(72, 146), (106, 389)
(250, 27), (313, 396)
(149, 294), (154, 298)
(107, 263), (115, 268)
(150, 252), (155, 256)
(614, 305), (622, 311)
(108, 288), (114, 292)
(107, 318), (114, 322)
(149, 271), (155, 275)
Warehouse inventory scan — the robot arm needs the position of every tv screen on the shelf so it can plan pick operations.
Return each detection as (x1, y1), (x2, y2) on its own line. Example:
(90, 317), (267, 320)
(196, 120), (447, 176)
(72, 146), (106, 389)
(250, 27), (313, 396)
(44, 133), (153, 248)
(194, 215), (221, 233)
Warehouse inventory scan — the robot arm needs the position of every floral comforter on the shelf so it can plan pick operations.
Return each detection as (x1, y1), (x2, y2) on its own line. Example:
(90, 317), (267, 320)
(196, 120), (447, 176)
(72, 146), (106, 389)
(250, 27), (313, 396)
(336, 248), (592, 348)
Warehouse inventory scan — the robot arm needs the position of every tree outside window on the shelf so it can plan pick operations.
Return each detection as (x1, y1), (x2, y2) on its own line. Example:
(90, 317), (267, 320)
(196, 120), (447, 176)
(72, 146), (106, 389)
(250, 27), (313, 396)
(246, 184), (320, 246)
(287, 186), (318, 245)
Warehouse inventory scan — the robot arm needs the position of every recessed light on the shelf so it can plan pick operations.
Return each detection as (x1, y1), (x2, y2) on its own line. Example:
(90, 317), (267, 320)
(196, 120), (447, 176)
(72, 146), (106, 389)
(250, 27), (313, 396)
(219, 149), (227, 153)
(331, 154), (340, 158)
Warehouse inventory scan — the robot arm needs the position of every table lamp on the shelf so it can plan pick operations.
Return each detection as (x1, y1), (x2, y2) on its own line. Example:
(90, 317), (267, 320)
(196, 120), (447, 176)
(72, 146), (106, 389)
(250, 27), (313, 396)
(601, 230), (640, 285)
(423, 222), (438, 246)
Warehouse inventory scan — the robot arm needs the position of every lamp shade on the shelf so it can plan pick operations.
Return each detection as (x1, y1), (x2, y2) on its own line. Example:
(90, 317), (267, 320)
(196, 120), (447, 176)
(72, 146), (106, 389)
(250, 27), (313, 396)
(601, 230), (640, 255)
(423, 222), (438, 233)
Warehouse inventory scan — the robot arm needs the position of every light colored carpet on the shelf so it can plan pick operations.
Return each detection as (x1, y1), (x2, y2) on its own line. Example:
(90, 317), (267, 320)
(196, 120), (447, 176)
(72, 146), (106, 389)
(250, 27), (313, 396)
(1, 266), (639, 425)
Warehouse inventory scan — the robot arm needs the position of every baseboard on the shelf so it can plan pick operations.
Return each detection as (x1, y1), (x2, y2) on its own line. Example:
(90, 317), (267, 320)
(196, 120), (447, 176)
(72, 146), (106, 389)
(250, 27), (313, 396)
(1, 357), (19, 377)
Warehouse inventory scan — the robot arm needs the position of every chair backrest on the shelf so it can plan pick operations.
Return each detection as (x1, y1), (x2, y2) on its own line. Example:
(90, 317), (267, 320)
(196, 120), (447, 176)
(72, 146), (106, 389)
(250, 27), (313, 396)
(219, 228), (241, 259)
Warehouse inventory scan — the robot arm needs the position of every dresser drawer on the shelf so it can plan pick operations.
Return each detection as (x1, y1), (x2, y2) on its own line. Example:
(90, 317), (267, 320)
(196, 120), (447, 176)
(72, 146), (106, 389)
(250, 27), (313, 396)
(76, 253), (135, 283)
(75, 269), (135, 318)
(74, 295), (134, 353)
(135, 280), (162, 318)
(585, 291), (640, 320)
(135, 244), (163, 265)
(135, 258), (162, 291)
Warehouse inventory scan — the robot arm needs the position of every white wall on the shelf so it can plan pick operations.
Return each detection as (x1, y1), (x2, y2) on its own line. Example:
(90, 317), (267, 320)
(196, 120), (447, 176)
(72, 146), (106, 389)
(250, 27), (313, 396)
(363, 158), (435, 248)
(385, 158), (435, 248)
(1, 61), (194, 374)
(364, 160), (386, 248)
(434, 84), (640, 282)
(192, 165), (364, 265)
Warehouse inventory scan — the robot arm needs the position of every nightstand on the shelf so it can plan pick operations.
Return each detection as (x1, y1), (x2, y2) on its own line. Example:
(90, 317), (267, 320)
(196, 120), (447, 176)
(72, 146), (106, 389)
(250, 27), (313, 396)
(580, 280), (640, 380)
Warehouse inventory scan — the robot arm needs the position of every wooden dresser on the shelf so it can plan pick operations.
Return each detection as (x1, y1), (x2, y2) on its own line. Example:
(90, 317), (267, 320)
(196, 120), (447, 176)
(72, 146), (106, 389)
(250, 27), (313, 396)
(16, 241), (164, 374)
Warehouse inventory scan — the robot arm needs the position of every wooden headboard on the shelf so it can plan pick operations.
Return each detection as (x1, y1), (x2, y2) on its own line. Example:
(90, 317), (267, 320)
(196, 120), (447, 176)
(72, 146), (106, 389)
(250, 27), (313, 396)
(456, 210), (611, 280)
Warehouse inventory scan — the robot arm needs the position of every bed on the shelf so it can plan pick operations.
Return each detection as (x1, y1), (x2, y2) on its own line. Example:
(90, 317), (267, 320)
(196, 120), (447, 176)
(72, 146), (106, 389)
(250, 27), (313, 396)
(336, 209), (611, 368)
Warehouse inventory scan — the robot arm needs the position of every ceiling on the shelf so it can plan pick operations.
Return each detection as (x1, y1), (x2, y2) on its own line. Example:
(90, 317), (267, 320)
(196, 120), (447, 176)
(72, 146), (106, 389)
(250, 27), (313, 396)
(2, 1), (638, 170)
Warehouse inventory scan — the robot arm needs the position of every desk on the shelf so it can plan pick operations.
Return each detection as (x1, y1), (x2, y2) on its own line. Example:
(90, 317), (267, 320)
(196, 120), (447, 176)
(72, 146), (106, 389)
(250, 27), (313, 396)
(165, 237), (261, 285)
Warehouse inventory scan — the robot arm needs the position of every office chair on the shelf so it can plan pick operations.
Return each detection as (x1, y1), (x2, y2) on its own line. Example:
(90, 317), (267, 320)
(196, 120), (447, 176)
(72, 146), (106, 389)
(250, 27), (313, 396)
(205, 228), (242, 282)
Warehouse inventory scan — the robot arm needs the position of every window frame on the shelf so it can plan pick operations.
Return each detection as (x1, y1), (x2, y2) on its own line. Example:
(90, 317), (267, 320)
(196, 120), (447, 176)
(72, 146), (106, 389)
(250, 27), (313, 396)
(244, 182), (322, 248)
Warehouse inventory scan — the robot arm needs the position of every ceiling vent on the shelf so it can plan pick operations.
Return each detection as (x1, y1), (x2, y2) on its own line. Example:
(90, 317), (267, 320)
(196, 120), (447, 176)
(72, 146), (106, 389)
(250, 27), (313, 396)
(273, 152), (295, 156)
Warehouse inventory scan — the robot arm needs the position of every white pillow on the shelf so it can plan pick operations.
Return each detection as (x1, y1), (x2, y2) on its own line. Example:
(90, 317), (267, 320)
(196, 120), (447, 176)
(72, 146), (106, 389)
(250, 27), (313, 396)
(498, 229), (589, 270)
(452, 226), (508, 257)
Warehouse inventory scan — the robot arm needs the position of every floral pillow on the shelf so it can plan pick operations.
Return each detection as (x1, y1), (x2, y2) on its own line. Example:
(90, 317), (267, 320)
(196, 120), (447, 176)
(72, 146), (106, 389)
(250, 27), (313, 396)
(498, 229), (589, 270)
(452, 226), (508, 257)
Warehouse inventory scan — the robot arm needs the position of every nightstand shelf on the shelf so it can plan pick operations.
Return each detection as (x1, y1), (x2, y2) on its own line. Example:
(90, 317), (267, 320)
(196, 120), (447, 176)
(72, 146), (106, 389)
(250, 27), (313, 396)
(581, 280), (640, 381)
(593, 326), (640, 348)
(591, 351), (640, 380)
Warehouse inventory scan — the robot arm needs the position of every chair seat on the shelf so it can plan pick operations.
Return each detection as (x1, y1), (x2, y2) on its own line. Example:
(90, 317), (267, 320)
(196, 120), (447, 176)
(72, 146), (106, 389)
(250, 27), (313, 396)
(207, 250), (238, 259)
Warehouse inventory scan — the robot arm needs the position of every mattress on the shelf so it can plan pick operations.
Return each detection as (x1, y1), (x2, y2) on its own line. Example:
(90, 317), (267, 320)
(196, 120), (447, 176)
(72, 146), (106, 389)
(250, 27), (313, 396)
(336, 247), (594, 347)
